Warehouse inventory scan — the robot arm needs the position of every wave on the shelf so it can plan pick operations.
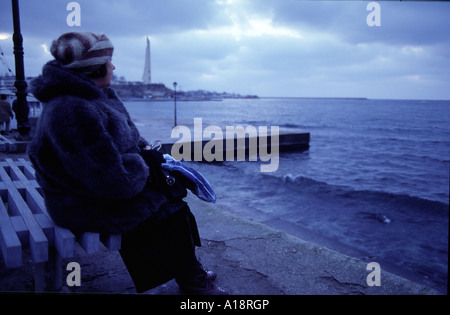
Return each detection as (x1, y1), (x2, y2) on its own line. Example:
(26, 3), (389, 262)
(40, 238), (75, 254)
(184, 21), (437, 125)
(216, 159), (449, 212)
(275, 173), (450, 213)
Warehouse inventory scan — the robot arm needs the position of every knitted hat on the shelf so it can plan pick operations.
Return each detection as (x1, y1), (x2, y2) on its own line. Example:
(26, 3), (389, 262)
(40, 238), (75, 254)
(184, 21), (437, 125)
(50, 32), (114, 75)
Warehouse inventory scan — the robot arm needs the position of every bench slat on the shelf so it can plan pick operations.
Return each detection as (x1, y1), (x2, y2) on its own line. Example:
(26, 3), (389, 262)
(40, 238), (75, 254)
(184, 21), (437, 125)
(54, 226), (76, 258)
(10, 215), (28, 245)
(77, 232), (100, 254)
(101, 234), (121, 251)
(34, 213), (55, 244)
(16, 159), (42, 193)
(0, 198), (22, 268)
(0, 164), (48, 264)
(16, 158), (35, 179)
(5, 159), (77, 259)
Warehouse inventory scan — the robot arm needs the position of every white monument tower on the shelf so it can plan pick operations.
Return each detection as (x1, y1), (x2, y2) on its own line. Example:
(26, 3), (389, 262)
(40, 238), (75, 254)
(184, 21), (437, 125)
(142, 37), (151, 84)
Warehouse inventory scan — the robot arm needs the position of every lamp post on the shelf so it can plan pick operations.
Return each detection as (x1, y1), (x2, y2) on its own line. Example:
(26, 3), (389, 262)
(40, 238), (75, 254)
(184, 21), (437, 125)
(11, 0), (30, 139)
(173, 81), (177, 128)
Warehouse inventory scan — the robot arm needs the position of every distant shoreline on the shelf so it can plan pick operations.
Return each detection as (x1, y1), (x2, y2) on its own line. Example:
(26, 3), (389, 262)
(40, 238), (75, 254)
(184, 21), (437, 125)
(259, 96), (368, 100)
(259, 96), (450, 102)
(122, 96), (369, 102)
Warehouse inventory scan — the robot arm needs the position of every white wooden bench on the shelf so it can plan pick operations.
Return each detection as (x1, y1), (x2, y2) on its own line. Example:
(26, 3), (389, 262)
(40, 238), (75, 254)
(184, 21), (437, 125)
(0, 158), (121, 292)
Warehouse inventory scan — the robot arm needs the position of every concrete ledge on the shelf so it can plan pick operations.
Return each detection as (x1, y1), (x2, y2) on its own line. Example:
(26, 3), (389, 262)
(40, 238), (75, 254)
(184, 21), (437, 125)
(160, 129), (310, 162)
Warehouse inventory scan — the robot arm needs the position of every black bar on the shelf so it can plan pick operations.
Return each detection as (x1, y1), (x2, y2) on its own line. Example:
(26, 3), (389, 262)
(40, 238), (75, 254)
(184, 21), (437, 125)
(11, 0), (31, 139)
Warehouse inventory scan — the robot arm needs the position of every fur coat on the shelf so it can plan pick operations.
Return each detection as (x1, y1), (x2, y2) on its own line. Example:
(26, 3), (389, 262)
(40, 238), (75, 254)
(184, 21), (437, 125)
(28, 60), (185, 234)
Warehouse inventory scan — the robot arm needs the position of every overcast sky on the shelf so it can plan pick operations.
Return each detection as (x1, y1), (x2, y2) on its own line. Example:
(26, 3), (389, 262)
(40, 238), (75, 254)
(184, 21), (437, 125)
(1, 0), (449, 100)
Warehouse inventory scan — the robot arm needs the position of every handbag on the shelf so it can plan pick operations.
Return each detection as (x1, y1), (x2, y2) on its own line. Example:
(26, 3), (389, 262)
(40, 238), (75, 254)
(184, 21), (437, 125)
(161, 154), (216, 203)
(160, 168), (193, 200)
(140, 148), (189, 201)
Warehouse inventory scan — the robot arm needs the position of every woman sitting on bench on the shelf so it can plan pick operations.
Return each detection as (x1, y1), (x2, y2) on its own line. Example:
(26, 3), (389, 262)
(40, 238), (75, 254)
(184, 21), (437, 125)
(27, 31), (227, 295)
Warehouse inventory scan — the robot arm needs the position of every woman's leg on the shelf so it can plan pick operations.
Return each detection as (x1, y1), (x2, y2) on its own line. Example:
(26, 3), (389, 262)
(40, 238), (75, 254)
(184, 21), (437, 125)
(119, 206), (226, 294)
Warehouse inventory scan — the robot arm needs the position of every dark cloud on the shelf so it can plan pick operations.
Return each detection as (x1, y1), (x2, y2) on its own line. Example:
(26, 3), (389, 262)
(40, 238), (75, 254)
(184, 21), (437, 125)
(267, 1), (450, 46)
(1, 0), (219, 37)
(1, 0), (449, 99)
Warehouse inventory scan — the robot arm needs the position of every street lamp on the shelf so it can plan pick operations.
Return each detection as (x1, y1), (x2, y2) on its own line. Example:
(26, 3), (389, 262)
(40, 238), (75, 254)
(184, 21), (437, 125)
(173, 81), (177, 127)
(11, 0), (30, 139)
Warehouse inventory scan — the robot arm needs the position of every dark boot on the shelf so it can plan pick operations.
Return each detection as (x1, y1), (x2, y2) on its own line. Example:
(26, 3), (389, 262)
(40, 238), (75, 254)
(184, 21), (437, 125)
(176, 268), (228, 295)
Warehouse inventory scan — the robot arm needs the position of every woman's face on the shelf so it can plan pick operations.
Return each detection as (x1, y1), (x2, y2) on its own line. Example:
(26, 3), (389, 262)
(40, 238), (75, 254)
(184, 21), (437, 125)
(92, 59), (115, 88)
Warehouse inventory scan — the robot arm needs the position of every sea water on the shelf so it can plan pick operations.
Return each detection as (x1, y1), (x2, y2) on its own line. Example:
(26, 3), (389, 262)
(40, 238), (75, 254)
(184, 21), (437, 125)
(125, 98), (449, 293)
